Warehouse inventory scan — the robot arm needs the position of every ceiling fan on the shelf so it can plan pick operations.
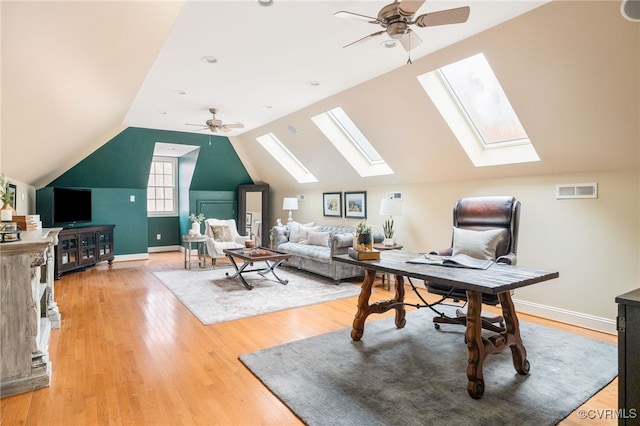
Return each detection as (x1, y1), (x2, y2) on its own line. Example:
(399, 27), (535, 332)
(186, 108), (244, 133)
(334, 0), (470, 53)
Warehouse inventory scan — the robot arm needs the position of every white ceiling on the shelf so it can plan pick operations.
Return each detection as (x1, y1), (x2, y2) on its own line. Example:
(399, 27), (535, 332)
(123, 0), (550, 137)
(4, 0), (637, 191)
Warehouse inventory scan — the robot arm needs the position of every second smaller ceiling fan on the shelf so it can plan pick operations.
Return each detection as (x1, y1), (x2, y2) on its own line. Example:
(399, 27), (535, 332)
(186, 108), (244, 133)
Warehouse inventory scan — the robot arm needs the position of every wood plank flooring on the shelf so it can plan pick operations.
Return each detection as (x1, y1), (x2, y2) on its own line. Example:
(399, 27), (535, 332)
(1, 252), (617, 425)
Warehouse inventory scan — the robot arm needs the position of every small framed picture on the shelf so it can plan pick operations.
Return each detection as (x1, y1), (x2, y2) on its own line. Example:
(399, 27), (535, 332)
(246, 212), (252, 225)
(323, 192), (342, 217)
(344, 191), (367, 219)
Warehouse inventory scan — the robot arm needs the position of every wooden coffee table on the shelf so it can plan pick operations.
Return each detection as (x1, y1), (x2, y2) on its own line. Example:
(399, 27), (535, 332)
(223, 247), (292, 290)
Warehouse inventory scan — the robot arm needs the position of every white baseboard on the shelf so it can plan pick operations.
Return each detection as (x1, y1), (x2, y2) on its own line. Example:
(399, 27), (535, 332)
(113, 253), (149, 262)
(148, 245), (181, 253)
(513, 298), (617, 335)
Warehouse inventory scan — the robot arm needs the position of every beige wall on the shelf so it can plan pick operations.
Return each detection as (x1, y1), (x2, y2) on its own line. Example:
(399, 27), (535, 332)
(271, 168), (639, 331)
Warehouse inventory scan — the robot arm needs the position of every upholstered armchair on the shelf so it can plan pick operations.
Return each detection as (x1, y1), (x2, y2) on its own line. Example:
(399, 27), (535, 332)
(426, 196), (520, 332)
(204, 218), (251, 267)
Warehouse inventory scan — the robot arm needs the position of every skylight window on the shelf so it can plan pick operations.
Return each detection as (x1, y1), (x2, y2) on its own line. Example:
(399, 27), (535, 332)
(312, 107), (393, 177)
(256, 133), (318, 184)
(417, 53), (539, 166)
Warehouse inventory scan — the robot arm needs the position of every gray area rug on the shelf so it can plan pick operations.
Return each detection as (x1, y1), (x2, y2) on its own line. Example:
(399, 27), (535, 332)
(240, 308), (617, 426)
(153, 267), (361, 325)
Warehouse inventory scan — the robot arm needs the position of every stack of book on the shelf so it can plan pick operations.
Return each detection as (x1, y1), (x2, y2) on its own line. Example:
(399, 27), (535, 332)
(14, 215), (42, 231)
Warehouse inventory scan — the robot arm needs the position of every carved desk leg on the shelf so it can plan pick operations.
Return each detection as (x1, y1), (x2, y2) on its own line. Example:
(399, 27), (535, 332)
(499, 292), (530, 375)
(351, 269), (406, 341)
(465, 290), (487, 399)
(351, 269), (376, 341)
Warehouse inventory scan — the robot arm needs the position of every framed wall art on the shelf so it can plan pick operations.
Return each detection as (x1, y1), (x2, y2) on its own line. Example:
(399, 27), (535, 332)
(344, 191), (367, 219)
(323, 192), (342, 217)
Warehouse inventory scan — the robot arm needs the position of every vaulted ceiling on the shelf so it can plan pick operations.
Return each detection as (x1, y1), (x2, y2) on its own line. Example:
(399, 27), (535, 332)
(1, 1), (638, 190)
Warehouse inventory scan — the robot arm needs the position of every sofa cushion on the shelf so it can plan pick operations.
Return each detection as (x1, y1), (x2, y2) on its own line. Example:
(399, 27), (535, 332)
(278, 242), (331, 261)
(306, 230), (330, 247)
(210, 225), (232, 242)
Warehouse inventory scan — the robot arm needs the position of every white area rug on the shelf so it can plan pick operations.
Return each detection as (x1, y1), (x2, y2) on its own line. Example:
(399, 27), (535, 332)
(153, 266), (362, 325)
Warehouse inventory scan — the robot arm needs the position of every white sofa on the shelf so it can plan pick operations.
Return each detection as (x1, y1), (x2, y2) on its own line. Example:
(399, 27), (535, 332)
(204, 218), (251, 267)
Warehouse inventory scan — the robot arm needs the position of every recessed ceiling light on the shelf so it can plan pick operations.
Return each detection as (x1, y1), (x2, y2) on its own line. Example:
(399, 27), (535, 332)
(174, 90), (187, 96)
(381, 40), (397, 48)
(201, 56), (218, 64)
(308, 81), (320, 87)
(258, 0), (273, 6)
(262, 105), (273, 109)
(157, 111), (168, 115)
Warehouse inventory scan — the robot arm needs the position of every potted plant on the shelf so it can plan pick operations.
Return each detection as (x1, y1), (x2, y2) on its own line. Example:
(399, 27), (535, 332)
(382, 217), (394, 246)
(188, 213), (205, 235)
(0, 174), (16, 221)
(355, 220), (374, 250)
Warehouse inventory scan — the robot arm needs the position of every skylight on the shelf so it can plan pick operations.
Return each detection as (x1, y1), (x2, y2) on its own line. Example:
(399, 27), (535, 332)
(311, 107), (393, 177)
(417, 53), (540, 166)
(256, 133), (318, 184)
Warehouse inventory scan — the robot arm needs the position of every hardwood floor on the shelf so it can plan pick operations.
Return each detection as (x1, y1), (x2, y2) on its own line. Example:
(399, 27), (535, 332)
(1, 252), (617, 425)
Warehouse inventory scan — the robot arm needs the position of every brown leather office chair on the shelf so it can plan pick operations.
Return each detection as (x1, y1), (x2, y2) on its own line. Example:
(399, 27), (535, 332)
(426, 196), (520, 332)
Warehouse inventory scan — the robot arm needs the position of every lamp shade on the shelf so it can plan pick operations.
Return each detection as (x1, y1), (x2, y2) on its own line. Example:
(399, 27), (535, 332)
(282, 197), (299, 210)
(379, 198), (402, 216)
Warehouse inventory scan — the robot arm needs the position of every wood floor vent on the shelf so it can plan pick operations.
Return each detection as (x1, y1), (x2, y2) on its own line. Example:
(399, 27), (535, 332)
(555, 183), (598, 199)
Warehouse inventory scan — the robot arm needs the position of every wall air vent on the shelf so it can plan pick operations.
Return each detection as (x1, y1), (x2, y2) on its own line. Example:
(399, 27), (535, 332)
(555, 183), (598, 199)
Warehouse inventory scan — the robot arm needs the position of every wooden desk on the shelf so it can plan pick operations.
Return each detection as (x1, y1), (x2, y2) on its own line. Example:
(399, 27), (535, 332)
(333, 250), (559, 399)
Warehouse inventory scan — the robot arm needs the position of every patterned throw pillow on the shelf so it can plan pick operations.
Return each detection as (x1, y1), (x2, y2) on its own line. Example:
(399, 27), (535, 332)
(210, 225), (232, 242)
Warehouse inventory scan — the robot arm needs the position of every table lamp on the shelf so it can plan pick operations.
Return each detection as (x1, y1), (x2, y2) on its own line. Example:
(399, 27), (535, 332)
(282, 197), (299, 224)
(379, 198), (402, 246)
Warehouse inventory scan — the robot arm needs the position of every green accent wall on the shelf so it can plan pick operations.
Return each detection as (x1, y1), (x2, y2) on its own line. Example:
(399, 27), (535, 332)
(37, 127), (253, 255)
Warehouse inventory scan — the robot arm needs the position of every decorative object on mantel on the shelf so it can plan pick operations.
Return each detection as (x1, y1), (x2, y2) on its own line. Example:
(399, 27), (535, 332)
(188, 213), (205, 236)
(0, 174), (16, 222)
(379, 198), (402, 246)
(0, 221), (20, 243)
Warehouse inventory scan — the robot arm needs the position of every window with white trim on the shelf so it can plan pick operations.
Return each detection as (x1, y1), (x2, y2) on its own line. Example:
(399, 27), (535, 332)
(311, 107), (393, 177)
(256, 133), (318, 184)
(417, 53), (540, 166)
(147, 156), (178, 216)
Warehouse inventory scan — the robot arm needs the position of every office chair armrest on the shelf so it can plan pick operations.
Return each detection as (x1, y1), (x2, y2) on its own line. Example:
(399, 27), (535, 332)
(496, 252), (517, 265)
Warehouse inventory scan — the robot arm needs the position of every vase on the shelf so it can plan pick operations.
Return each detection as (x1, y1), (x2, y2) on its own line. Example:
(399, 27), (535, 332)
(1, 203), (15, 221)
(191, 222), (201, 236)
(357, 232), (373, 251)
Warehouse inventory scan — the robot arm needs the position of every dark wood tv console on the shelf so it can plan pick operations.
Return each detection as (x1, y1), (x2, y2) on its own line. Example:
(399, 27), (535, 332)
(54, 225), (115, 279)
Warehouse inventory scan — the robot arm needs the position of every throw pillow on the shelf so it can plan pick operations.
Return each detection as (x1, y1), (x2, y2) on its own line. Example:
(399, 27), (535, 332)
(210, 225), (232, 242)
(306, 230), (330, 247)
(451, 227), (505, 260)
(289, 221), (319, 243)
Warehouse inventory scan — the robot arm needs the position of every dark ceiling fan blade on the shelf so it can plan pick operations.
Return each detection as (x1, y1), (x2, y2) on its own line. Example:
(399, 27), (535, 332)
(398, 0), (426, 16)
(334, 10), (379, 23)
(343, 30), (385, 48)
(414, 6), (470, 27)
(399, 29), (423, 52)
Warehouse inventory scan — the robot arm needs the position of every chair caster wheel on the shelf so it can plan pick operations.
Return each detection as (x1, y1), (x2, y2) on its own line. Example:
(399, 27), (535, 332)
(434, 323), (440, 330)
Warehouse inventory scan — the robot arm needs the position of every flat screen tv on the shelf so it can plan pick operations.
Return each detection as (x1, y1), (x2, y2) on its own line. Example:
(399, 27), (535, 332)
(53, 187), (92, 225)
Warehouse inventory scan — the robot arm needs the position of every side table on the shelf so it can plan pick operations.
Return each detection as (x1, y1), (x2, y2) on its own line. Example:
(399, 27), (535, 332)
(183, 235), (208, 270)
(372, 243), (403, 290)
